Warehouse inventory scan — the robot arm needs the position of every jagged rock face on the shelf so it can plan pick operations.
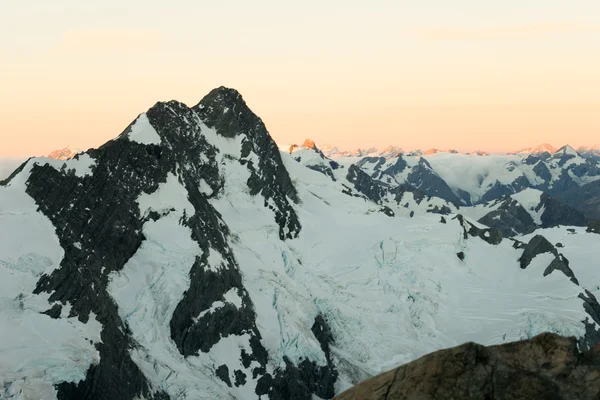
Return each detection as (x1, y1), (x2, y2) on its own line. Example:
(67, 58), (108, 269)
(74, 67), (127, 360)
(476, 191), (588, 238)
(518, 235), (558, 269)
(406, 158), (462, 206)
(453, 214), (503, 245)
(334, 333), (600, 400)
(382, 156), (407, 176)
(480, 176), (530, 203)
(194, 87), (301, 240)
(538, 192), (587, 227)
(26, 139), (178, 399)
(346, 164), (388, 204)
(11, 90), (335, 400)
(478, 198), (536, 237)
(558, 180), (600, 220)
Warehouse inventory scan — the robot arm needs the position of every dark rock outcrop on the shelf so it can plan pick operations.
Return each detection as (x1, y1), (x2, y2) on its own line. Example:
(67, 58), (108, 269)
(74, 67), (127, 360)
(346, 164), (388, 204)
(335, 333), (600, 400)
(538, 192), (588, 227)
(406, 158), (462, 206)
(453, 214), (503, 245)
(480, 176), (530, 204)
(518, 235), (557, 269)
(557, 179), (600, 220)
(194, 87), (301, 240)
(478, 198), (536, 237)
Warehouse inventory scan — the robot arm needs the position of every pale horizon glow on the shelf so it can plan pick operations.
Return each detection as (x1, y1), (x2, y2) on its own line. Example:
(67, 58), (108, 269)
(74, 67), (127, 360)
(1, 1), (600, 157)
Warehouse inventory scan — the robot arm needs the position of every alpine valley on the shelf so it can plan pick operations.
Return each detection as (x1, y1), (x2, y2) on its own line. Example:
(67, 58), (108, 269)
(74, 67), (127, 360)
(1, 87), (599, 400)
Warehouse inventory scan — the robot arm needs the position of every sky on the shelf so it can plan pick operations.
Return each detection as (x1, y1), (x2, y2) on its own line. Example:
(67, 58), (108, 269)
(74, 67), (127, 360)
(1, 0), (600, 157)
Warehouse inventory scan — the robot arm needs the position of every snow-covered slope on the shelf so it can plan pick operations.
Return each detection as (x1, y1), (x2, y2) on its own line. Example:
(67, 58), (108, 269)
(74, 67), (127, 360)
(1, 88), (599, 400)
(0, 157), (27, 181)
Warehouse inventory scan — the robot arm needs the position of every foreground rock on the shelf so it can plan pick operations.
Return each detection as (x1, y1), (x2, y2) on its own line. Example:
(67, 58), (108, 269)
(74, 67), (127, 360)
(335, 333), (600, 400)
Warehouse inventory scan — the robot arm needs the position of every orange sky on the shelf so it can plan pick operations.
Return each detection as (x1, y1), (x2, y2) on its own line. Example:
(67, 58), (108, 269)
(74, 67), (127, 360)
(1, 1), (600, 156)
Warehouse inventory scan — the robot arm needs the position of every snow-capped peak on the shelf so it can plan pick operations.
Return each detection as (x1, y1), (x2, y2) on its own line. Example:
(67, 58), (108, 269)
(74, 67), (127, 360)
(515, 143), (557, 155)
(302, 138), (318, 150)
(47, 146), (79, 160)
(554, 145), (579, 157)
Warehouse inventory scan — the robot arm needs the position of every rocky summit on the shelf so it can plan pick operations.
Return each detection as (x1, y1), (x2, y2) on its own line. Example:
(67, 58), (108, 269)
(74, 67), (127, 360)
(1, 87), (600, 400)
(334, 332), (600, 400)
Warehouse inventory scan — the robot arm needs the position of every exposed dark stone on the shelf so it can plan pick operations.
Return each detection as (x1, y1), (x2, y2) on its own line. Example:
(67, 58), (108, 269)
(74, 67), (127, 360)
(382, 156), (408, 176)
(357, 157), (387, 174)
(456, 252), (465, 261)
(27, 137), (171, 399)
(524, 154), (541, 165)
(406, 158), (462, 206)
(254, 314), (338, 399)
(440, 216), (446, 224)
(379, 206), (395, 217)
(426, 205), (452, 215)
(543, 254), (579, 285)
(335, 333), (600, 400)
(557, 180), (600, 221)
(556, 242), (564, 248)
(455, 188), (472, 206)
(538, 192), (587, 228)
(480, 176), (530, 204)
(478, 198), (536, 237)
(547, 169), (580, 198)
(216, 364), (232, 387)
(588, 220), (600, 234)
(234, 370), (247, 387)
(578, 290), (600, 350)
(453, 214), (503, 245)
(510, 239), (526, 249)
(42, 303), (62, 319)
(306, 164), (336, 181)
(519, 235), (557, 269)
(194, 86), (301, 240)
(533, 161), (552, 181)
(409, 211), (414, 218)
(346, 164), (388, 204)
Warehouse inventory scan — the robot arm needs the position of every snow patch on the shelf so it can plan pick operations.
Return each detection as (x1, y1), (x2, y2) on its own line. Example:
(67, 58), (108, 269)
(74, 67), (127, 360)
(126, 113), (162, 145)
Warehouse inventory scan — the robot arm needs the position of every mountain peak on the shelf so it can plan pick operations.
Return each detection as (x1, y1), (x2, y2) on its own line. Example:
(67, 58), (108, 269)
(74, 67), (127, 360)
(555, 144), (578, 155)
(516, 143), (557, 155)
(302, 138), (318, 150)
(47, 146), (78, 160)
(194, 86), (250, 138)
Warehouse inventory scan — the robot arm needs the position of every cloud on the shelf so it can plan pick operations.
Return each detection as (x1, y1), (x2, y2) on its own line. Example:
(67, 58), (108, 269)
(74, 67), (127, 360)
(408, 22), (600, 40)
(57, 29), (162, 52)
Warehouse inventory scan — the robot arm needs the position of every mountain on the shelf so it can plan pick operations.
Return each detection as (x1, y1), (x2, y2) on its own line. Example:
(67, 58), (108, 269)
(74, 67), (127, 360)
(335, 332), (600, 400)
(1, 87), (600, 399)
(514, 143), (558, 155)
(48, 146), (79, 160)
(463, 188), (588, 237)
(322, 145), (402, 159)
(348, 146), (600, 208)
(556, 179), (600, 220)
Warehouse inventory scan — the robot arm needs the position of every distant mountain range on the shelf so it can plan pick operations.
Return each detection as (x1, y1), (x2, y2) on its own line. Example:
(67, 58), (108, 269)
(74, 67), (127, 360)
(309, 142), (600, 159)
